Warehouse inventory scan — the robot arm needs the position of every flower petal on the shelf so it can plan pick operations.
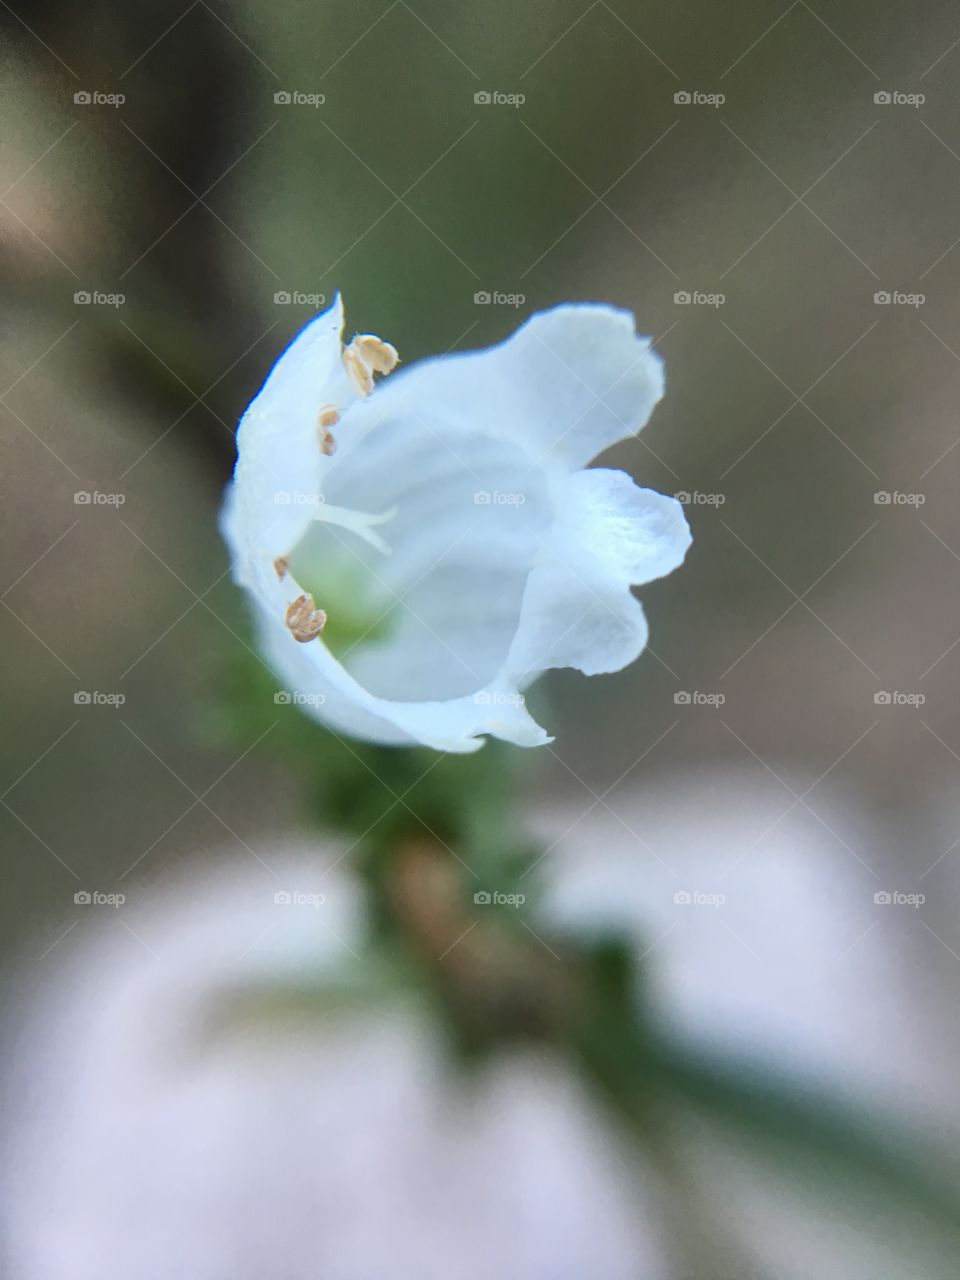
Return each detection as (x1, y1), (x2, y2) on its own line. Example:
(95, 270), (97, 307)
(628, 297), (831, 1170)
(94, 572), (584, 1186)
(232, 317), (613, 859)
(507, 563), (649, 680)
(506, 469), (691, 680)
(222, 294), (356, 567)
(342, 302), (664, 474)
(255, 608), (550, 753)
(556, 468), (692, 585)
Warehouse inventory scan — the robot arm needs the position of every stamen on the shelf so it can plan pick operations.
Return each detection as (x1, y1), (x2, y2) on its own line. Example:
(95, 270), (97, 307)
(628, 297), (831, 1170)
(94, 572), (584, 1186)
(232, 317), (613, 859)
(342, 332), (400, 397)
(273, 556), (289, 579)
(343, 345), (374, 398)
(317, 406), (339, 454)
(285, 593), (327, 643)
(311, 500), (397, 555)
(354, 334), (400, 375)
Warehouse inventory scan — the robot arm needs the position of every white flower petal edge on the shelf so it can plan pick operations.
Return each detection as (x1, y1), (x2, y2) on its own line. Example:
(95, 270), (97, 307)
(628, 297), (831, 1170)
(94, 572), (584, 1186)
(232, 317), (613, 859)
(221, 294), (691, 753)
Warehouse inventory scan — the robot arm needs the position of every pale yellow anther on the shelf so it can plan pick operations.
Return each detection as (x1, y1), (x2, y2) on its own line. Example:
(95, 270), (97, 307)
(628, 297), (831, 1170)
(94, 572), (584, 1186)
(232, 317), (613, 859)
(354, 334), (400, 376)
(342, 332), (399, 398)
(343, 344), (374, 398)
(273, 556), (289, 580)
(317, 405), (339, 455)
(285, 593), (327, 643)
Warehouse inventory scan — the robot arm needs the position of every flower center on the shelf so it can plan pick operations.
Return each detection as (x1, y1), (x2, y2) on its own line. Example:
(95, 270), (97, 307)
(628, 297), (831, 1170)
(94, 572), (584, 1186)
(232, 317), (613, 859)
(287, 535), (395, 658)
(289, 415), (553, 702)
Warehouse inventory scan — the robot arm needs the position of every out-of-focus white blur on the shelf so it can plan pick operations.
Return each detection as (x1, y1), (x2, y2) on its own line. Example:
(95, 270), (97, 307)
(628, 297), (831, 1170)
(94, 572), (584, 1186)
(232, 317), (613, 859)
(1, 845), (665, 1280)
(540, 766), (948, 1111)
(5, 773), (960, 1279)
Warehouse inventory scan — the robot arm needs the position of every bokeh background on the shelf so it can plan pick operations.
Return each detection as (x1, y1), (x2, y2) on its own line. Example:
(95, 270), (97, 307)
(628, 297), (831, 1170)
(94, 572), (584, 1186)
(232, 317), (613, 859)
(3, 1), (960, 1275)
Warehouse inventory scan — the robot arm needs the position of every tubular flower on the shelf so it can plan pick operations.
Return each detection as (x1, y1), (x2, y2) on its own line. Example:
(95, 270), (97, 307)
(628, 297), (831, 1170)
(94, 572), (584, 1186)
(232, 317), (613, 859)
(221, 295), (691, 753)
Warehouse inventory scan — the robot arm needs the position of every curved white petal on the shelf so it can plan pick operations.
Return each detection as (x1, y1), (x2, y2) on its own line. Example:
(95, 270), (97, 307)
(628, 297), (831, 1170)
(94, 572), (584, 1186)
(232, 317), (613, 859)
(338, 302), (664, 474)
(506, 470), (691, 681)
(555, 468), (692, 585)
(255, 609), (549, 754)
(507, 563), (649, 681)
(222, 294), (356, 568)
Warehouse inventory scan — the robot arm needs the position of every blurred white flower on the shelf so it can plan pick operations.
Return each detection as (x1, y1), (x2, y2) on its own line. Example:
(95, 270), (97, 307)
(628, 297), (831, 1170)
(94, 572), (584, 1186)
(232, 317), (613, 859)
(534, 770), (932, 1094)
(221, 296), (690, 752)
(1, 851), (664, 1280)
(528, 774), (960, 1280)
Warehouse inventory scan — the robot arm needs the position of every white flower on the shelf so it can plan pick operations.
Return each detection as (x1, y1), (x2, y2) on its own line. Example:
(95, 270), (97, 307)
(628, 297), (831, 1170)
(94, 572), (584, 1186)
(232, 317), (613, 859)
(221, 295), (691, 753)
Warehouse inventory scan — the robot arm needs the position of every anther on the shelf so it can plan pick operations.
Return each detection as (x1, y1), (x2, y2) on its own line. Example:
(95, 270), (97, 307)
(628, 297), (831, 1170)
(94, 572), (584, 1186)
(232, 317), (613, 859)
(342, 332), (400, 397)
(343, 345), (374, 398)
(285, 593), (327, 642)
(353, 334), (399, 376)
